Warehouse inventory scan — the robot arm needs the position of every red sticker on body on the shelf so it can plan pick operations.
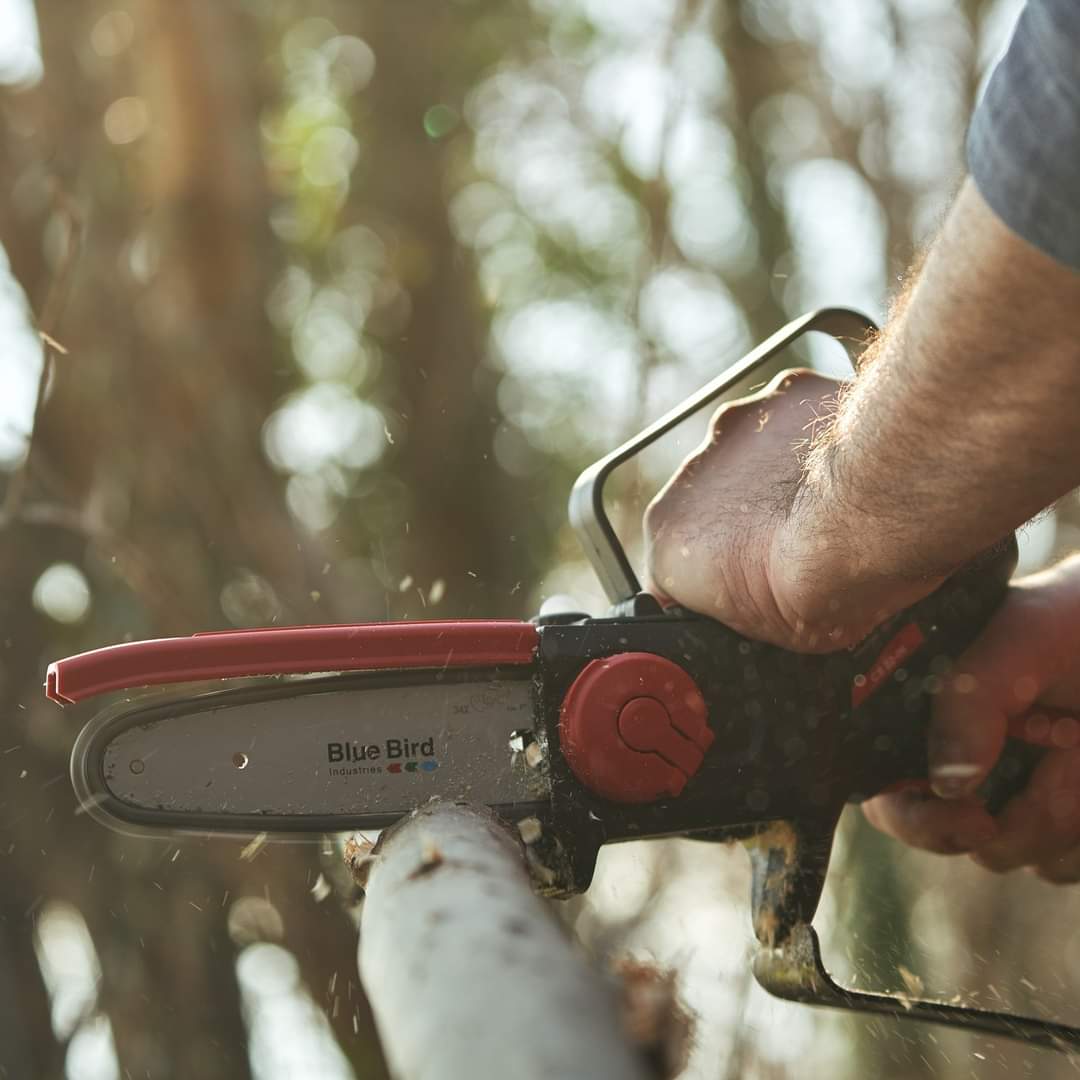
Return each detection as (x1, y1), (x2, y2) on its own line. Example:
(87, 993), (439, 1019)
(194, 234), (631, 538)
(851, 621), (926, 708)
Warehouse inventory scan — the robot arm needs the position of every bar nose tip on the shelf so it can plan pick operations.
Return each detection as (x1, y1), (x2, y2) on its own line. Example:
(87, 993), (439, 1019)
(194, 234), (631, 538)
(45, 664), (74, 705)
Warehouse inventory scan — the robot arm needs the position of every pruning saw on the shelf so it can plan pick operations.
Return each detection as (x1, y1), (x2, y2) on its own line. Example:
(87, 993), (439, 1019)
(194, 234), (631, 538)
(46, 308), (1078, 1051)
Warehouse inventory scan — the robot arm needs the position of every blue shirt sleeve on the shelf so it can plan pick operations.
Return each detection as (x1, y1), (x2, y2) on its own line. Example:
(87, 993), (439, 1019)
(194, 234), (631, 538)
(967, 0), (1080, 271)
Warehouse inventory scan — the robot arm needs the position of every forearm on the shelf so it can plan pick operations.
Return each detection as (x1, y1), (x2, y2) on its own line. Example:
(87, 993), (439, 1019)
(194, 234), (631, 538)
(646, 180), (1080, 651)
(802, 179), (1080, 589)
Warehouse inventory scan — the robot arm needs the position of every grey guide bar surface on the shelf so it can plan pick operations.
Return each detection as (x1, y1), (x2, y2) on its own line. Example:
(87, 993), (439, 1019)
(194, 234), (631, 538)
(568, 307), (878, 605)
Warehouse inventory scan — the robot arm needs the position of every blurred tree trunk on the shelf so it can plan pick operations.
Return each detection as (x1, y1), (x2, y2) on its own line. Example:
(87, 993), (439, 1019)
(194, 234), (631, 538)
(0, 1), (385, 1076)
(345, 0), (537, 621)
(719, 3), (797, 343)
(0, 905), (64, 1078)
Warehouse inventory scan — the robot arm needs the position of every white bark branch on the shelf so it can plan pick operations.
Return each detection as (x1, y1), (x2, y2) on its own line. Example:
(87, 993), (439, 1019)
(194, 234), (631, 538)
(357, 801), (653, 1080)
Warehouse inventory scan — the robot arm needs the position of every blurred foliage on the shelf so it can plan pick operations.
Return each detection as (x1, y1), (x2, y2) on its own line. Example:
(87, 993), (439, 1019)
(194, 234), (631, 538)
(2, 0), (1080, 1077)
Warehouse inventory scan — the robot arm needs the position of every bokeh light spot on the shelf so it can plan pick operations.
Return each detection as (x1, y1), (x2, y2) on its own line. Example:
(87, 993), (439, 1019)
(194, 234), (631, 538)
(301, 126), (360, 188)
(103, 96), (149, 145)
(323, 35), (376, 95)
(263, 384), (387, 474)
(220, 571), (282, 628)
(32, 563), (91, 624)
(228, 898), (285, 947)
(90, 10), (135, 58)
(423, 104), (460, 139)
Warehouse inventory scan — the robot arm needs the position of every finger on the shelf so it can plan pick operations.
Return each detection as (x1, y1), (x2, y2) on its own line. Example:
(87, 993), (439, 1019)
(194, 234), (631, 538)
(929, 600), (1058, 800)
(929, 682), (1007, 800)
(862, 790), (997, 854)
(931, 561), (1080, 800)
(970, 799), (1052, 873)
(642, 368), (841, 640)
(970, 749), (1080, 873)
(705, 367), (836, 446)
(1034, 845), (1080, 884)
(640, 567), (674, 608)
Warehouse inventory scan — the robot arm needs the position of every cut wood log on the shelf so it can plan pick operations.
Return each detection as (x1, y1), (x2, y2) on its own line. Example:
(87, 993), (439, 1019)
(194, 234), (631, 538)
(357, 801), (653, 1080)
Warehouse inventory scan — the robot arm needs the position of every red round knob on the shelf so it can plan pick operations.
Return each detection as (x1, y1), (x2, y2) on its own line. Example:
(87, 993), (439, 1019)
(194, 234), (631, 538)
(558, 652), (714, 804)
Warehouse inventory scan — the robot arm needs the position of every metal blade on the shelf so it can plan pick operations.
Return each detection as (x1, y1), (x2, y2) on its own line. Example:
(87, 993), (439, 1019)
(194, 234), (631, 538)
(71, 670), (550, 837)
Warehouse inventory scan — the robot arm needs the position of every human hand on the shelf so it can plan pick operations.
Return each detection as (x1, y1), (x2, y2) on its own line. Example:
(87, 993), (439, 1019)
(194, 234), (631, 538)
(644, 368), (941, 652)
(863, 554), (1080, 880)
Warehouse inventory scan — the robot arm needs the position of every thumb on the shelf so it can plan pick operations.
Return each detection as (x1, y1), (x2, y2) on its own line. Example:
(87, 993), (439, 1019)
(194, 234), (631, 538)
(929, 588), (1055, 799)
(929, 673), (1008, 799)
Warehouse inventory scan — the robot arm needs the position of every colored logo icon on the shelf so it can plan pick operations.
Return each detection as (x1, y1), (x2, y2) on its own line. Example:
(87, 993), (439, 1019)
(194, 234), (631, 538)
(386, 760), (439, 774)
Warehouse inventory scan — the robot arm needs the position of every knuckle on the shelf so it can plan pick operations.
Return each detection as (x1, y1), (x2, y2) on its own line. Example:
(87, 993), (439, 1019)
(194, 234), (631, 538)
(642, 496), (664, 539)
(920, 828), (974, 856)
(969, 852), (1011, 874)
(643, 495), (684, 554)
(1035, 861), (1080, 884)
(1032, 851), (1080, 885)
(1046, 788), (1080, 831)
(863, 792), (948, 851)
(860, 797), (886, 831)
(709, 412), (735, 442)
(970, 845), (1027, 874)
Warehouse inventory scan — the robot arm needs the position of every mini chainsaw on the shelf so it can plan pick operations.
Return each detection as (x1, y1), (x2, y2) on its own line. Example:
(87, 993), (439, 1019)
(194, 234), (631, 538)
(46, 308), (1077, 1051)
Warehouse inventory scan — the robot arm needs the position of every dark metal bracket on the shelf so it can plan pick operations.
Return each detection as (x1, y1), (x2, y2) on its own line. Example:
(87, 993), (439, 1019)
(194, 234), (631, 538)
(745, 821), (1080, 1053)
(753, 921), (1080, 1053)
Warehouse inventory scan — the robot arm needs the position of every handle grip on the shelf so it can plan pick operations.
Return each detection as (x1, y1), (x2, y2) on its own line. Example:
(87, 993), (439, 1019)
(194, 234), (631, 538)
(852, 536), (1053, 815)
(848, 538), (1013, 802)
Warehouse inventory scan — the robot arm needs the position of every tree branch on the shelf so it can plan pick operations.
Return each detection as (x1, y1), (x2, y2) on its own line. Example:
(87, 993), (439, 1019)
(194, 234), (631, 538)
(357, 801), (655, 1080)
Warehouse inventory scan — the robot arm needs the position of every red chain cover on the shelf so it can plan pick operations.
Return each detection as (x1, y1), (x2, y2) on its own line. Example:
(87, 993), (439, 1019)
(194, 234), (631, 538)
(46, 621), (539, 704)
